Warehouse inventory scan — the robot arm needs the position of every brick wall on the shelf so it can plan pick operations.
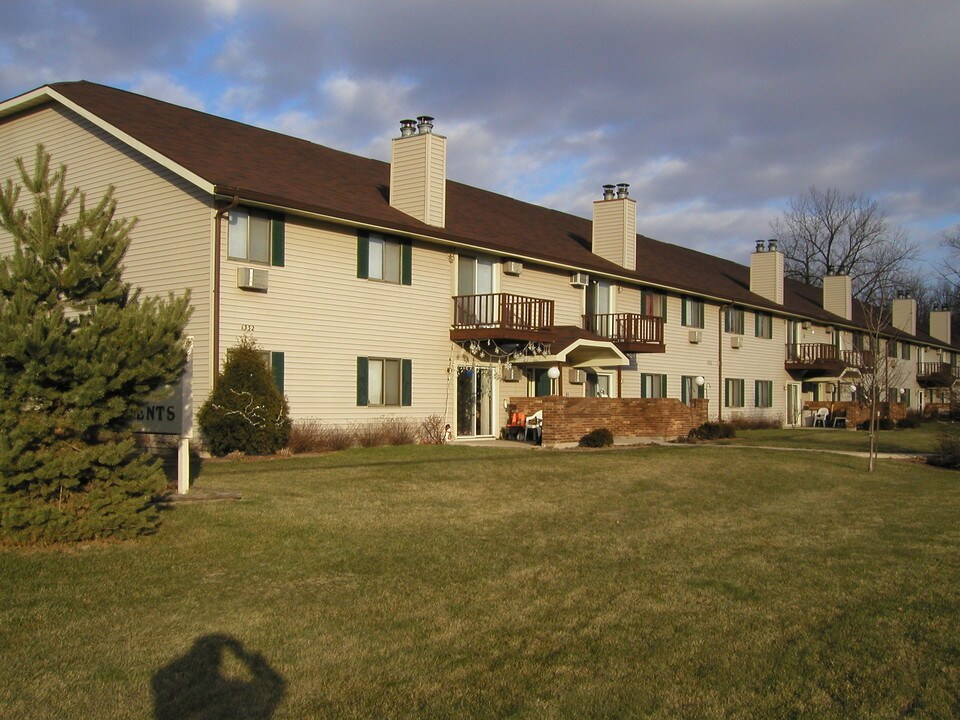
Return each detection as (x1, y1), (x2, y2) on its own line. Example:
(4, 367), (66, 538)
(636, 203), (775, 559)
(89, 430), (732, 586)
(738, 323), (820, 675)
(510, 397), (708, 445)
(804, 400), (907, 427)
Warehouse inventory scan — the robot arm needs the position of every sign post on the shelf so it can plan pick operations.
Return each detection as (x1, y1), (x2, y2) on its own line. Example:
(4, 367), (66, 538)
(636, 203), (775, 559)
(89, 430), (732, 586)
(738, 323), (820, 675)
(134, 341), (193, 494)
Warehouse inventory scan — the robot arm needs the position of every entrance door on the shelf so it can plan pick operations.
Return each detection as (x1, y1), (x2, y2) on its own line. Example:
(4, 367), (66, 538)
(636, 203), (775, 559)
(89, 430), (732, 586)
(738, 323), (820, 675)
(786, 383), (802, 427)
(456, 366), (494, 437)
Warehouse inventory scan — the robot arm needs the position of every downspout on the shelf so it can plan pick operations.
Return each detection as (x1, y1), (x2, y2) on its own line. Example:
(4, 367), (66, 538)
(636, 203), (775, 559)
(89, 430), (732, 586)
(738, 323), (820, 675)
(213, 195), (240, 379)
(718, 304), (726, 422)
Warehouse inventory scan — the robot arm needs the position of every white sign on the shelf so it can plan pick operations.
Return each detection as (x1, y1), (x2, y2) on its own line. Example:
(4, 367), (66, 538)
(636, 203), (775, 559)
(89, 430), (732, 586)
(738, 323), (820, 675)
(134, 382), (184, 435)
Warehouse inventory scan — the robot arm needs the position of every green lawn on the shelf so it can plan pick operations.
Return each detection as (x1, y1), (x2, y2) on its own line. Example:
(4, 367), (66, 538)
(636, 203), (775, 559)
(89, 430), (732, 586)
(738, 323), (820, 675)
(730, 423), (948, 454)
(2, 445), (960, 719)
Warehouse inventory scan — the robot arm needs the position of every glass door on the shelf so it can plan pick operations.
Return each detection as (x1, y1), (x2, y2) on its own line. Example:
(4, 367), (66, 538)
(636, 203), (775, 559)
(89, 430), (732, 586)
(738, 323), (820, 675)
(786, 383), (802, 427)
(457, 256), (495, 326)
(456, 366), (494, 437)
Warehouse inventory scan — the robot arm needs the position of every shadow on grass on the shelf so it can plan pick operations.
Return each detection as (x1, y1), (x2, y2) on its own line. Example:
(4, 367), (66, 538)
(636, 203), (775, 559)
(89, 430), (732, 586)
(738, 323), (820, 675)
(152, 633), (284, 720)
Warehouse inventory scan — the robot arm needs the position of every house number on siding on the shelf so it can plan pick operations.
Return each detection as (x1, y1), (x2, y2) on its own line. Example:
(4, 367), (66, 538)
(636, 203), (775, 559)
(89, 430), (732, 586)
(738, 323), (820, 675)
(241, 324), (255, 332)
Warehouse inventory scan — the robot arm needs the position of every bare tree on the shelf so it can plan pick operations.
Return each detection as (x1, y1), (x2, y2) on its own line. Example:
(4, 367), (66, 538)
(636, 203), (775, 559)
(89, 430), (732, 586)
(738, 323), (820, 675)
(771, 187), (917, 300)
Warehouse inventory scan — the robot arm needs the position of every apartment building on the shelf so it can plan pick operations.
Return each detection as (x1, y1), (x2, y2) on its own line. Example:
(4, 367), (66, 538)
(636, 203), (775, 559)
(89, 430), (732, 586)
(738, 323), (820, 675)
(1, 81), (956, 442)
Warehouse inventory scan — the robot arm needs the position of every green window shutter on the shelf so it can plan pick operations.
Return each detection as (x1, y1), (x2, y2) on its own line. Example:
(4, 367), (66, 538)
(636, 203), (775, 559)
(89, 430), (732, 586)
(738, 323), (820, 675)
(401, 240), (412, 286)
(357, 231), (369, 279)
(401, 358), (412, 406)
(681, 378), (689, 404)
(660, 295), (667, 322)
(271, 351), (285, 393)
(356, 357), (369, 406)
(271, 213), (285, 267)
(681, 298), (688, 326)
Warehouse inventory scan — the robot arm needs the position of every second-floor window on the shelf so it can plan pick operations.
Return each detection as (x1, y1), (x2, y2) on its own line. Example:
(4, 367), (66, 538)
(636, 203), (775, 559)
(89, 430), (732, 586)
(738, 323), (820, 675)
(901, 342), (911, 360)
(755, 312), (773, 339)
(725, 307), (744, 334)
(228, 208), (285, 265)
(358, 231), (412, 285)
(682, 297), (704, 328)
(640, 289), (667, 320)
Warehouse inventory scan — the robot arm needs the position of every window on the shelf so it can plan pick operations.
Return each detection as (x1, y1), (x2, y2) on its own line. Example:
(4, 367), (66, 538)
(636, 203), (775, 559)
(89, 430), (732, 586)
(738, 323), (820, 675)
(852, 332), (864, 351)
(586, 372), (611, 398)
(682, 296), (704, 328)
(755, 380), (773, 408)
(641, 373), (667, 398)
(802, 381), (820, 401)
(681, 375), (705, 405)
(725, 307), (744, 334)
(357, 231), (412, 285)
(887, 340), (898, 358)
(228, 208), (285, 265)
(640, 289), (667, 320)
(258, 351), (285, 393)
(357, 357), (412, 406)
(755, 312), (773, 339)
(725, 378), (745, 408)
(901, 342), (911, 360)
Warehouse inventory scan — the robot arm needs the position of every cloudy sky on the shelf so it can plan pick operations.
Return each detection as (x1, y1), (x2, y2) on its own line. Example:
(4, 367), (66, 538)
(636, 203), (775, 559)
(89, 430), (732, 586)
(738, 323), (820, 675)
(2, 1), (958, 266)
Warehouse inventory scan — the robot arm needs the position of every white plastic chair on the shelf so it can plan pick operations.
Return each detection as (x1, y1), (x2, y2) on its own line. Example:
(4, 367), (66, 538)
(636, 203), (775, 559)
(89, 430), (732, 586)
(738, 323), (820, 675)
(524, 410), (543, 442)
(813, 407), (829, 427)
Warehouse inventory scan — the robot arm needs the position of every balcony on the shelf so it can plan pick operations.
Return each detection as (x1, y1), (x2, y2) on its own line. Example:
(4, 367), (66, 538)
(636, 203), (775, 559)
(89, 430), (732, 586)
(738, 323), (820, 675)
(785, 343), (873, 379)
(450, 293), (554, 342)
(917, 362), (960, 388)
(582, 313), (665, 353)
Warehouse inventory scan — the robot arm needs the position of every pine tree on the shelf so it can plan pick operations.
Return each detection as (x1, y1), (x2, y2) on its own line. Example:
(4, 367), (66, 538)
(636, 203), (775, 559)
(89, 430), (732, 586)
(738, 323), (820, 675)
(197, 337), (291, 456)
(0, 145), (192, 542)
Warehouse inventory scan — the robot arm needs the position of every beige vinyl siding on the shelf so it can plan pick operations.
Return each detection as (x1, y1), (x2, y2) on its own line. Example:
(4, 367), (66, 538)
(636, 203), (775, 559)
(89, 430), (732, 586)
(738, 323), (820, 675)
(722, 311), (789, 421)
(592, 198), (636, 270)
(219, 217), (453, 423)
(0, 105), (212, 435)
(388, 133), (445, 227)
(500, 264), (583, 326)
(620, 295), (721, 410)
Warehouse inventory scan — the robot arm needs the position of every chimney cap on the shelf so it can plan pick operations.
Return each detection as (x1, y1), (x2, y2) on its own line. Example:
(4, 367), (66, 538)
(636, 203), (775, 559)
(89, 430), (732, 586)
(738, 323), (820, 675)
(399, 119), (417, 137)
(416, 116), (435, 134)
(767, 238), (778, 252)
(616, 183), (630, 199)
(602, 184), (616, 200)
(755, 239), (766, 252)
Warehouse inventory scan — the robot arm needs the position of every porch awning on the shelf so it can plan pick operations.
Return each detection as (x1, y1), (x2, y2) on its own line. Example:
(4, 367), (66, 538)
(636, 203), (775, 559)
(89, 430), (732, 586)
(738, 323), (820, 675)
(524, 325), (630, 369)
(808, 367), (863, 384)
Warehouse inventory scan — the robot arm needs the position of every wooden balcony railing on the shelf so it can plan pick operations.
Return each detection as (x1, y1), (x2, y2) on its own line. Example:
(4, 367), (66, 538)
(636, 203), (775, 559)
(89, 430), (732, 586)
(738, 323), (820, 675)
(785, 343), (873, 372)
(582, 313), (665, 352)
(450, 293), (554, 342)
(917, 362), (960, 387)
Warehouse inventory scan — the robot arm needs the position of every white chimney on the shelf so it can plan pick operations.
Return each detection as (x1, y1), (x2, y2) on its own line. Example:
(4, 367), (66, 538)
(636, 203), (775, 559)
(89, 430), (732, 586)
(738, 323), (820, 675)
(822, 275), (852, 321)
(930, 308), (952, 345)
(389, 116), (446, 227)
(749, 239), (784, 305)
(592, 183), (636, 270)
(892, 293), (917, 336)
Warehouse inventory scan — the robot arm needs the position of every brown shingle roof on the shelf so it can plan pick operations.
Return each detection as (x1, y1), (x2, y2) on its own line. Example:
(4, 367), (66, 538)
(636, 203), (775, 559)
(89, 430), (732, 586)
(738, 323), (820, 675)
(10, 81), (952, 348)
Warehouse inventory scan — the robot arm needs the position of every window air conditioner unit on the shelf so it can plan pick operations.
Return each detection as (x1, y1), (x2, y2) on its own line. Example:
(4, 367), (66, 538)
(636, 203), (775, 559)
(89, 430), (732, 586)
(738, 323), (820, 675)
(237, 267), (269, 291)
(731, 336), (743, 349)
(689, 330), (703, 344)
(503, 260), (523, 276)
(570, 272), (590, 287)
(569, 368), (587, 384)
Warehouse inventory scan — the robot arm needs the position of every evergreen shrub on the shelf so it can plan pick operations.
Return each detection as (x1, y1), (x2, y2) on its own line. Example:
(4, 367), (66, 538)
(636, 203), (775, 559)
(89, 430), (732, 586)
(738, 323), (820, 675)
(579, 428), (614, 448)
(197, 338), (290, 455)
(0, 147), (192, 543)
